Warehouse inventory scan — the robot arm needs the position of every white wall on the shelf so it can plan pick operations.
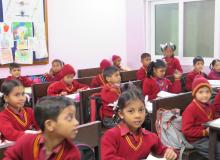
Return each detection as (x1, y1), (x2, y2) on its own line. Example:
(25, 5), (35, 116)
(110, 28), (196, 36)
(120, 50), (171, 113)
(0, 0), (127, 78)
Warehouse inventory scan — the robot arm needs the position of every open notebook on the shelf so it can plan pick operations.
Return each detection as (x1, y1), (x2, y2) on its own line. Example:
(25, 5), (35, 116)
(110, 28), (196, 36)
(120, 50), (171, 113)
(205, 118), (220, 128)
(145, 154), (165, 160)
(157, 91), (177, 98)
(208, 80), (220, 88)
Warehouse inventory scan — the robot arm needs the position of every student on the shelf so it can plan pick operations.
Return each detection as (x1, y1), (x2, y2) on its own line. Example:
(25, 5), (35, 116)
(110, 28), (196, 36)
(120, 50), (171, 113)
(91, 59), (112, 88)
(6, 63), (33, 87)
(214, 90), (220, 116)
(142, 59), (182, 100)
(44, 59), (64, 82)
(101, 87), (177, 160)
(185, 56), (207, 91)
(112, 55), (128, 71)
(100, 66), (121, 120)
(4, 96), (81, 160)
(182, 76), (220, 159)
(136, 53), (151, 81)
(208, 59), (220, 80)
(47, 64), (89, 96)
(0, 80), (39, 141)
(161, 42), (183, 76)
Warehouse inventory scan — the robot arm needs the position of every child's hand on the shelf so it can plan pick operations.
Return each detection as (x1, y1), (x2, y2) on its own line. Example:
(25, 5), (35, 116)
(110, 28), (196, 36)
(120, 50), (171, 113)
(164, 148), (177, 160)
(206, 127), (209, 134)
(60, 91), (68, 96)
(174, 70), (182, 79)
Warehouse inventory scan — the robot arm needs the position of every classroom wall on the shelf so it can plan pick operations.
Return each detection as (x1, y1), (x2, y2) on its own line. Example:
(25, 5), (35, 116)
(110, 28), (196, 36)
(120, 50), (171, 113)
(0, 0), (127, 78)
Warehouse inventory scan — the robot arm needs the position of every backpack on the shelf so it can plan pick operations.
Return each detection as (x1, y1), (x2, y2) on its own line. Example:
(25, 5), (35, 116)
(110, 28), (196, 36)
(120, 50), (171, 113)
(75, 143), (95, 160)
(155, 108), (194, 160)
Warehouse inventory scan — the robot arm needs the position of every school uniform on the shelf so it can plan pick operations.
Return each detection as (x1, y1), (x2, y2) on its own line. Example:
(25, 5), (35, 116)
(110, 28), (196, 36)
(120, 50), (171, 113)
(0, 106), (39, 141)
(100, 84), (121, 118)
(136, 66), (147, 81)
(3, 133), (81, 160)
(91, 74), (107, 88)
(163, 57), (183, 76)
(44, 71), (63, 82)
(47, 79), (88, 96)
(185, 70), (207, 91)
(101, 122), (167, 160)
(142, 77), (182, 100)
(214, 90), (220, 114)
(208, 70), (220, 80)
(6, 76), (33, 87)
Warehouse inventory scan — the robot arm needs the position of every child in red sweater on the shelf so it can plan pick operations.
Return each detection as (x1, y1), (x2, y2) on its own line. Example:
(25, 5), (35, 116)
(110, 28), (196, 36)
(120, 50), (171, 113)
(112, 55), (128, 71)
(0, 80), (39, 141)
(6, 63), (33, 87)
(208, 59), (220, 80)
(160, 42), (183, 76)
(100, 66), (121, 121)
(47, 64), (89, 96)
(186, 56), (207, 91)
(91, 59), (112, 88)
(101, 87), (177, 160)
(142, 59), (182, 100)
(136, 53), (151, 81)
(182, 76), (220, 159)
(44, 59), (64, 82)
(4, 96), (81, 160)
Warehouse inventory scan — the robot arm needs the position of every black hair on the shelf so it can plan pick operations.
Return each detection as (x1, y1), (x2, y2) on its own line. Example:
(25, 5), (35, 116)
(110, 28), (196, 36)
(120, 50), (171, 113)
(34, 96), (75, 131)
(141, 53), (151, 60)
(161, 42), (176, 58)
(193, 56), (204, 65)
(209, 59), (220, 70)
(0, 80), (23, 108)
(103, 66), (119, 79)
(52, 59), (64, 66)
(9, 63), (20, 71)
(147, 59), (166, 78)
(113, 83), (145, 123)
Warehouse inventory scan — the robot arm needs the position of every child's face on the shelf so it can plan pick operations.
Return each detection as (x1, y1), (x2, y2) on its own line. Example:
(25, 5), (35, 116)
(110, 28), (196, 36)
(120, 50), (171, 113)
(194, 61), (204, 72)
(153, 67), (166, 78)
(106, 71), (121, 85)
(119, 99), (146, 133)
(63, 74), (75, 85)
(10, 68), (21, 78)
(195, 87), (211, 103)
(52, 105), (79, 139)
(52, 62), (62, 73)
(114, 59), (121, 66)
(142, 57), (151, 67)
(164, 48), (173, 58)
(4, 86), (26, 109)
(214, 61), (220, 72)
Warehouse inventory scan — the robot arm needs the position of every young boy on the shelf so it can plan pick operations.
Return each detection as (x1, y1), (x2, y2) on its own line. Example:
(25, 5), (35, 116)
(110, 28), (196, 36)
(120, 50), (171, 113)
(112, 55), (128, 71)
(136, 53), (151, 81)
(47, 64), (89, 96)
(6, 63), (33, 87)
(182, 76), (220, 159)
(3, 96), (81, 160)
(185, 56), (207, 91)
(44, 59), (64, 82)
(100, 66), (121, 119)
(91, 59), (112, 88)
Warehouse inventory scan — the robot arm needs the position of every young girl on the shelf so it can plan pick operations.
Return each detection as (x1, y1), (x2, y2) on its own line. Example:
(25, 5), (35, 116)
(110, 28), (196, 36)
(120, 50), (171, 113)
(208, 59), (220, 80)
(101, 86), (177, 160)
(0, 80), (39, 141)
(142, 59), (182, 100)
(161, 42), (183, 76)
(112, 55), (129, 71)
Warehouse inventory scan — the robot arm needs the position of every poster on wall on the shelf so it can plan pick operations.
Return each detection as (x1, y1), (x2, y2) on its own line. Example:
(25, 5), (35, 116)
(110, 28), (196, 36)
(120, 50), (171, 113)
(15, 49), (33, 64)
(0, 48), (13, 64)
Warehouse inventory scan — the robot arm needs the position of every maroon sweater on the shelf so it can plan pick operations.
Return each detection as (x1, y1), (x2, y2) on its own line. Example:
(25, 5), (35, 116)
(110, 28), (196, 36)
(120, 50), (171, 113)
(142, 77), (182, 100)
(0, 106), (39, 141)
(182, 99), (215, 143)
(3, 134), (81, 160)
(101, 122), (167, 160)
(208, 70), (220, 80)
(91, 74), (107, 88)
(136, 66), (147, 81)
(47, 79), (88, 96)
(6, 76), (33, 87)
(163, 57), (183, 76)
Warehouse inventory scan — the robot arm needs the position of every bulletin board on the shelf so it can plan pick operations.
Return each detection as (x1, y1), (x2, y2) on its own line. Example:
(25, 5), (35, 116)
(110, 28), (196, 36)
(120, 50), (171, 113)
(0, 0), (48, 67)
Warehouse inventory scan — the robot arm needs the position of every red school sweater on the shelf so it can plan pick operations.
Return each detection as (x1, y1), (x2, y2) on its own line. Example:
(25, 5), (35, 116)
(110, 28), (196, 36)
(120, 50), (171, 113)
(47, 79), (89, 96)
(182, 99), (216, 143)
(0, 106), (39, 141)
(163, 57), (183, 76)
(3, 134), (81, 160)
(142, 77), (182, 100)
(100, 84), (121, 118)
(136, 66), (147, 81)
(91, 74), (107, 88)
(6, 76), (33, 87)
(101, 122), (167, 160)
(208, 70), (220, 80)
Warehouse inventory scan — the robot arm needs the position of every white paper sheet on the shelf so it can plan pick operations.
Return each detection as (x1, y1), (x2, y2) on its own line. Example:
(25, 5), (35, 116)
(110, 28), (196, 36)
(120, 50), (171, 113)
(157, 91), (177, 98)
(208, 80), (220, 88)
(145, 154), (166, 160)
(0, 48), (13, 64)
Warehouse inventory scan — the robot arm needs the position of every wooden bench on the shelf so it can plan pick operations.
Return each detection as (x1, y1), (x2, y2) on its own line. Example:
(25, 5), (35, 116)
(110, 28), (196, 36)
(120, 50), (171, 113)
(120, 70), (138, 82)
(77, 67), (101, 78)
(75, 77), (94, 87)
